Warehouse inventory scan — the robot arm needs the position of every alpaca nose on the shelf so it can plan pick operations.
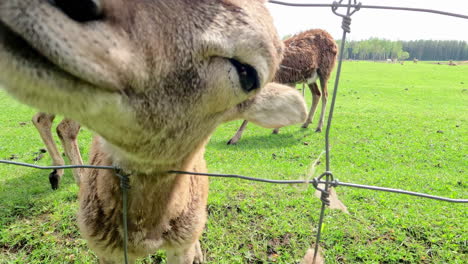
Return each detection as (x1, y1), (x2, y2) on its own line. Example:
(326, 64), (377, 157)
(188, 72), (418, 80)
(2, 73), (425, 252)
(49, 0), (103, 22)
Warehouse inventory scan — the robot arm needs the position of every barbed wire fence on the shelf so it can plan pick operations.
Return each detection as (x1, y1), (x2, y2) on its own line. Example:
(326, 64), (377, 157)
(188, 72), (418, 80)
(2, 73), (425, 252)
(1, 1), (468, 264)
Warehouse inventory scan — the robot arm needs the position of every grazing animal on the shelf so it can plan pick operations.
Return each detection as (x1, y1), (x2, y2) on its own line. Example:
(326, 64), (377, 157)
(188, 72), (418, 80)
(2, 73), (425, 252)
(32, 112), (83, 189)
(227, 29), (338, 145)
(0, 0), (308, 263)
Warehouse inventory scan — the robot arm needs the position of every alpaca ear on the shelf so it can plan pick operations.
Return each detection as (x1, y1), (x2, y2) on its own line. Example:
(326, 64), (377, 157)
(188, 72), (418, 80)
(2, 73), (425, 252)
(237, 83), (307, 128)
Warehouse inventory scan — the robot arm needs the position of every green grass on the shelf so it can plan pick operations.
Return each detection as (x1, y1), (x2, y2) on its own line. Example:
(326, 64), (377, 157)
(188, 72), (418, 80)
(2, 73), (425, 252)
(0, 61), (467, 263)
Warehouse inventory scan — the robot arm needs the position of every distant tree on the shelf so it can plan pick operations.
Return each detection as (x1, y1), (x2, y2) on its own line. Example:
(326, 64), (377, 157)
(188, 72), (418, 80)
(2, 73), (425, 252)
(398, 51), (410, 61)
(341, 38), (467, 61)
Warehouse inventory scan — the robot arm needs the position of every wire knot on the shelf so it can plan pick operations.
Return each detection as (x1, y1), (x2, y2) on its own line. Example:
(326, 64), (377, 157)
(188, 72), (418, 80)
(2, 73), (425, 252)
(320, 190), (331, 206)
(312, 172), (339, 205)
(354, 2), (362, 12)
(332, 1), (340, 12)
(332, 0), (361, 34)
(342, 16), (352, 33)
(115, 167), (131, 190)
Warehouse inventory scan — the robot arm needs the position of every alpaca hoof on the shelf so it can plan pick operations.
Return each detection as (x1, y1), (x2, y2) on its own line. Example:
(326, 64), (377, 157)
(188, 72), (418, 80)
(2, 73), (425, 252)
(193, 255), (204, 264)
(227, 138), (238, 145)
(315, 128), (322, 133)
(49, 169), (60, 190)
(301, 124), (309, 129)
(193, 241), (204, 263)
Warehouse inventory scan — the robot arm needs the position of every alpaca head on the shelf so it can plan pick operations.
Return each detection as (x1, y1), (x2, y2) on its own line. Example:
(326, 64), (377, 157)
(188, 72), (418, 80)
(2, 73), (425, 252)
(0, 0), (306, 171)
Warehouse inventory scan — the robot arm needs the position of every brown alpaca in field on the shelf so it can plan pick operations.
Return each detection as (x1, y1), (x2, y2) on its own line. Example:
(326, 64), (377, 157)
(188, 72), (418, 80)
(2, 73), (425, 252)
(227, 29), (338, 145)
(0, 0), (308, 263)
(32, 112), (83, 189)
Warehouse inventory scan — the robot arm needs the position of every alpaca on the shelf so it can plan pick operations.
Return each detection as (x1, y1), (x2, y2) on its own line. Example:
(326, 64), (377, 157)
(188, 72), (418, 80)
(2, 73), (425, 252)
(32, 112), (83, 189)
(227, 29), (338, 145)
(0, 0), (308, 263)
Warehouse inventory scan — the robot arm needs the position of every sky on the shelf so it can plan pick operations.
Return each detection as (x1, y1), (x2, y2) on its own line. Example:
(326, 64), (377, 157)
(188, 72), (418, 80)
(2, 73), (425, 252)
(267, 0), (468, 42)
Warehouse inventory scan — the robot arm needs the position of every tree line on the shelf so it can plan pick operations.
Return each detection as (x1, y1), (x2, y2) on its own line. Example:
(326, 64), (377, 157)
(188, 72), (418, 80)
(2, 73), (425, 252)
(336, 38), (468, 61)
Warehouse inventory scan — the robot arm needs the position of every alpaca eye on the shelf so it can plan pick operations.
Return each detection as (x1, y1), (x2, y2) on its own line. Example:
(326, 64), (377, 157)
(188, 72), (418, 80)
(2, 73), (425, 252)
(229, 59), (259, 93)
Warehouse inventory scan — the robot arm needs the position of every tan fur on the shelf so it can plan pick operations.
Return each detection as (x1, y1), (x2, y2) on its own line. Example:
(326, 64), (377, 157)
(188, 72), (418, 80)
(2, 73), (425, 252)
(228, 29), (338, 145)
(314, 185), (349, 214)
(0, 0), (307, 263)
(301, 248), (325, 264)
(239, 83), (307, 128)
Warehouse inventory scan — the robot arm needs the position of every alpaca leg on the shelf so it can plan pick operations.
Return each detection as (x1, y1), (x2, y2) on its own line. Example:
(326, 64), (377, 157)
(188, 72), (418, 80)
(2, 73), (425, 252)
(166, 240), (204, 264)
(32, 112), (65, 190)
(57, 119), (83, 186)
(301, 83), (321, 129)
(315, 79), (329, 132)
(193, 240), (204, 263)
(272, 128), (280, 134)
(227, 120), (249, 145)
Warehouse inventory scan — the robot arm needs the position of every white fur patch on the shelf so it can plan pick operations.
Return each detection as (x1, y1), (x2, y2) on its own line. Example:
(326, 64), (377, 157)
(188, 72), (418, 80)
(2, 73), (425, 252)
(307, 70), (318, 84)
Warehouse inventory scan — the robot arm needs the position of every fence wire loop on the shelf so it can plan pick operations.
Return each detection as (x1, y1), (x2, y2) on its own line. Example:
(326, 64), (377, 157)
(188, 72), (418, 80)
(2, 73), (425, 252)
(332, 0), (361, 33)
(115, 167), (131, 190)
(313, 172), (340, 205)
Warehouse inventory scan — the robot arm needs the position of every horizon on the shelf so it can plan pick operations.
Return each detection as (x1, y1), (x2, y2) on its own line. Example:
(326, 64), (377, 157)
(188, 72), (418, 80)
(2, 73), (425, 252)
(267, 0), (468, 42)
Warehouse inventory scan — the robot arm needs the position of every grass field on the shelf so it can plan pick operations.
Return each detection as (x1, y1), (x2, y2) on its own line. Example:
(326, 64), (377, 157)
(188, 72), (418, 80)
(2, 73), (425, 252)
(0, 61), (467, 263)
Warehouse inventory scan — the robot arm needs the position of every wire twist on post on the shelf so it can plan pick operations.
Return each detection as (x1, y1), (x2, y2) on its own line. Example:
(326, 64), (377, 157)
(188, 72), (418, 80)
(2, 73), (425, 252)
(115, 167), (131, 190)
(312, 172), (338, 205)
(332, 0), (361, 33)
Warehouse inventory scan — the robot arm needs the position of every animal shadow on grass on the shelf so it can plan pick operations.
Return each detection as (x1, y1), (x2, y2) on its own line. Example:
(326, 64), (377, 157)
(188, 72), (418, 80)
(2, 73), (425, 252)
(211, 129), (317, 150)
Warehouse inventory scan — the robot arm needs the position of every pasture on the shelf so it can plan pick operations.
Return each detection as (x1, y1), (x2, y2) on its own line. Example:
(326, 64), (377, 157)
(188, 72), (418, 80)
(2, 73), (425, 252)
(0, 61), (466, 263)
